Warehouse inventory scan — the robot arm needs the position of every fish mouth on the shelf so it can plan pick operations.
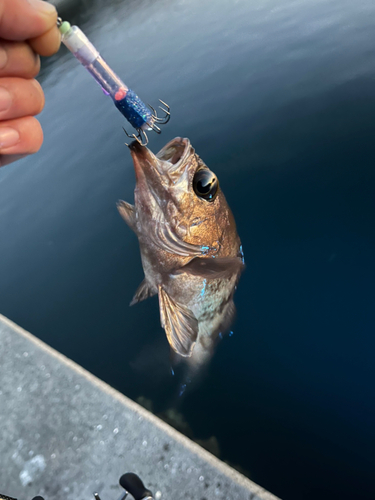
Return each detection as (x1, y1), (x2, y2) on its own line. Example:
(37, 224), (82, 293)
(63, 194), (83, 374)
(129, 137), (191, 177)
(156, 137), (191, 167)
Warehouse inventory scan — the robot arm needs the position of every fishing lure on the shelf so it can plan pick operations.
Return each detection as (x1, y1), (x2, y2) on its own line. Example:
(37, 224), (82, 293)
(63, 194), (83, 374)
(57, 18), (170, 145)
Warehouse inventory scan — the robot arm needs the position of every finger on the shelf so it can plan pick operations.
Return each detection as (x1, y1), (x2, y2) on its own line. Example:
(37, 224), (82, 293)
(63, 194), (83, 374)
(0, 115), (43, 157)
(0, 77), (44, 121)
(29, 25), (61, 57)
(0, 41), (40, 78)
(0, 0), (57, 41)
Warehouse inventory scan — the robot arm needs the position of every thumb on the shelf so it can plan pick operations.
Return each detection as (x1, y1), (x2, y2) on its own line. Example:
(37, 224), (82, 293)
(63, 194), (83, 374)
(0, 0), (57, 41)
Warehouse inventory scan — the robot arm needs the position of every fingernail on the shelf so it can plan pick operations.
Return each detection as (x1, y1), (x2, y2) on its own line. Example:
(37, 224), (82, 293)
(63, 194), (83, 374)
(0, 128), (20, 149)
(0, 87), (12, 112)
(27, 0), (57, 15)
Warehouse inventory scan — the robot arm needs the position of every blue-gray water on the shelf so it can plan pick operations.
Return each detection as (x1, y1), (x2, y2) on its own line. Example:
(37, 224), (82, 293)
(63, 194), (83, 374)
(1, 0), (374, 498)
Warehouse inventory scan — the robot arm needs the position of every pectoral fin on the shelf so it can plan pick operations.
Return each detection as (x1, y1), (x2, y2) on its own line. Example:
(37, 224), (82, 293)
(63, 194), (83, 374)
(175, 256), (244, 280)
(130, 279), (156, 306)
(158, 286), (198, 357)
(117, 200), (137, 233)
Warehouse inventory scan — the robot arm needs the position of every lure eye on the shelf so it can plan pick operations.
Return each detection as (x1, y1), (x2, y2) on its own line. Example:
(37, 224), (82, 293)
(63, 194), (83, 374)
(193, 169), (219, 201)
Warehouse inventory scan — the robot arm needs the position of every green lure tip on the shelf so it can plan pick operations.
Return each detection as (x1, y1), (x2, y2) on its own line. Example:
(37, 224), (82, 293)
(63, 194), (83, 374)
(59, 21), (71, 35)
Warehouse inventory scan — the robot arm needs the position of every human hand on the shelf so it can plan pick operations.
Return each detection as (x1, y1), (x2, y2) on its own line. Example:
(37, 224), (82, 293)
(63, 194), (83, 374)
(0, 0), (61, 167)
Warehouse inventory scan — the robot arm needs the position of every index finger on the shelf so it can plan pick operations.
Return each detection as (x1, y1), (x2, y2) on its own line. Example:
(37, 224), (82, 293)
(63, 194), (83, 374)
(0, 0), (57, 41)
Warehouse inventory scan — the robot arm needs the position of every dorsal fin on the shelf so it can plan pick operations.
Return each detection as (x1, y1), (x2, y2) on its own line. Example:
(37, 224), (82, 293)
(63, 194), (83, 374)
(117, 200), (137, 233)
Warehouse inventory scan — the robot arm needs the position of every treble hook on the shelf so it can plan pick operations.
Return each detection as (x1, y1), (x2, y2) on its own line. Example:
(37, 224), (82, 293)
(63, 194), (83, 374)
(122, 127), (149, 147)
(121, 97), (171, 146)
(146, 120), (161, 134)
(148, 100), (171, 125)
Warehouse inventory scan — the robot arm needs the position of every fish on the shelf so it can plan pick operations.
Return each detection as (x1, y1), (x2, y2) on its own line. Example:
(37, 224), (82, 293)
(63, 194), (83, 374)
(118, 137), (244, 368)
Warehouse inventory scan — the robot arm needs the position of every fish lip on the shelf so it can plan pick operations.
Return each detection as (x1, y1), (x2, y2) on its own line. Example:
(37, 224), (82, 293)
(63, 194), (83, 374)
(129, 140), (160, 182)
(129, 140), (159, 167)
(129, 137), (191, 177)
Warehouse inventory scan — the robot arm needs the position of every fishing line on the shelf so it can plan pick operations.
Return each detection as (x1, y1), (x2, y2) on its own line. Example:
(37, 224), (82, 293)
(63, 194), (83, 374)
(56, 17), (170, 146)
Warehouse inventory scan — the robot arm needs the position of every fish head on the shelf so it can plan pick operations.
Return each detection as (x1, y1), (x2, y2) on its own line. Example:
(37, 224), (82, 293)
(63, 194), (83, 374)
(129, 137), (240, 259)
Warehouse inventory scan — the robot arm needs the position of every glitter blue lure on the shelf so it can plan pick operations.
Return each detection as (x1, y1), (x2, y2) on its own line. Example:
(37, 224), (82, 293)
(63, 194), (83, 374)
(57, 18), (170, 146)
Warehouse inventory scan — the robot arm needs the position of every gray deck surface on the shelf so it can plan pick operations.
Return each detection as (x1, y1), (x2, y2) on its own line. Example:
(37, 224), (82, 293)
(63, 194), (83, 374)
(0, 315), (279, 500)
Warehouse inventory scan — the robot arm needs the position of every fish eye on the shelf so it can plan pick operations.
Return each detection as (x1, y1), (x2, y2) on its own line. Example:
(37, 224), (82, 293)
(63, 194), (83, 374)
(193, 169), (219, 201)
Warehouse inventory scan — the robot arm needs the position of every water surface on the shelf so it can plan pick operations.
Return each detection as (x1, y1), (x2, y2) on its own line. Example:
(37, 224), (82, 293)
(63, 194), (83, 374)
(0, 0), (374, 498)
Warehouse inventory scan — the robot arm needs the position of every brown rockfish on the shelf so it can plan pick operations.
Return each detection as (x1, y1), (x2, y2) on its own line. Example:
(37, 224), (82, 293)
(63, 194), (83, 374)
(118, 137), (244, 368)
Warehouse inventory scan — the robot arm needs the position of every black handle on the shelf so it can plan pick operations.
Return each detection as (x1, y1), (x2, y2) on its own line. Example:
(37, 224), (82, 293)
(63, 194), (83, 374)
(119, 473), (152, 500)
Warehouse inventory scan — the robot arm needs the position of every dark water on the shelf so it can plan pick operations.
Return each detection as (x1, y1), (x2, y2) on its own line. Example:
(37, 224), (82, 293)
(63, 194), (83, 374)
(1, 0), (375, 498)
